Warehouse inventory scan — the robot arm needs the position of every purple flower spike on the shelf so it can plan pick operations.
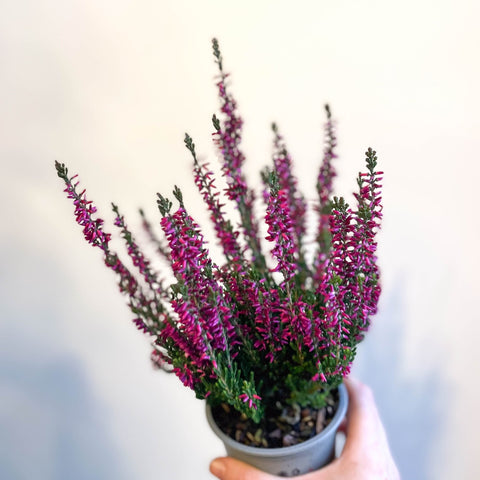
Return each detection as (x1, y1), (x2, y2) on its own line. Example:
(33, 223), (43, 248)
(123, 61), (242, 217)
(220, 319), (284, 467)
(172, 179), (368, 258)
(186, 134), (243, 263)
(265, 185), (297, 286)
(211, 40), (265, 268)
(112, 203), (169, 303)
(318, 149), (383, 376)
(56, 166), (111, 251)
(160, 205), (239, 377)
(271, 124), (307, 264)
(314, 105), (338, 283)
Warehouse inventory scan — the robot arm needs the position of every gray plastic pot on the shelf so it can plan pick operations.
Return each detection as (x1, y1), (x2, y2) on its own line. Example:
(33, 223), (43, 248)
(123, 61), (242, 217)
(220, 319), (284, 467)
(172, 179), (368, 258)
(206, 383), (348, 477)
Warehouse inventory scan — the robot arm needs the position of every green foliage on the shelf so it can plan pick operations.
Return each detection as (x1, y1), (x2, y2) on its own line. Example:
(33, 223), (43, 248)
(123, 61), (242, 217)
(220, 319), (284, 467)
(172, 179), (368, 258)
(156, 193), (172, 216)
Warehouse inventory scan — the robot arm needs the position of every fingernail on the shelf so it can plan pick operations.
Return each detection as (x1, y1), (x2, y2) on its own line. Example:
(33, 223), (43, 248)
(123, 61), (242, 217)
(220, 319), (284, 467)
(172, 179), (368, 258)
(210, 459), (226, 478)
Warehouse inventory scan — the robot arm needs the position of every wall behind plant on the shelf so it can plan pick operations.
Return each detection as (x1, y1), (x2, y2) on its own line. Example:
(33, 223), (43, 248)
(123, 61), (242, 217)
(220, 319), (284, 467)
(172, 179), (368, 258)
(1, 1), (479, 479)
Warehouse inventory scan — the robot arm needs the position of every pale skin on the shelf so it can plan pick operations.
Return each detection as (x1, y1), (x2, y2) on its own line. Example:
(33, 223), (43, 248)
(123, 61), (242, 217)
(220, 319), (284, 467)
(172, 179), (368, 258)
(210, 378), (400, 480)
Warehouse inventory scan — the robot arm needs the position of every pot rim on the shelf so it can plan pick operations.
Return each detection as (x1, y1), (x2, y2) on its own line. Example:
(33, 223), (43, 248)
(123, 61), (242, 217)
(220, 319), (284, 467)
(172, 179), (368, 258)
(206, 382), (348, 458)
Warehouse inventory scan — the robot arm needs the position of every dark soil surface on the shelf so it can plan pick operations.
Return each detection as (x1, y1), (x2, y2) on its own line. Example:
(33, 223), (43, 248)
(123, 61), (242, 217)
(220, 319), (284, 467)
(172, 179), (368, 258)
(211, 390), (339, 449)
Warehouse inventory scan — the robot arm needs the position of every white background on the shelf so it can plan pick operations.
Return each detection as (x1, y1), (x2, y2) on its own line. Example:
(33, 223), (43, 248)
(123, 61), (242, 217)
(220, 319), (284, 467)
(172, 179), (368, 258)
(1, 1), (479, 479)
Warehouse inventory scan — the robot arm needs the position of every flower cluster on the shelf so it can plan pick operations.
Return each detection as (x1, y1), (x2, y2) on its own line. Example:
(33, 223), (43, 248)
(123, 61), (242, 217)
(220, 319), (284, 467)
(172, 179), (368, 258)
(56, 39), (383, 423)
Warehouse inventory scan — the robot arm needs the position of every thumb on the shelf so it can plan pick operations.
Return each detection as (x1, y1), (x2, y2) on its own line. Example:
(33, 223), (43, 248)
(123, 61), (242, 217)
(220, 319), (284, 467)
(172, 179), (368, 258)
(210, 457), (274, 480)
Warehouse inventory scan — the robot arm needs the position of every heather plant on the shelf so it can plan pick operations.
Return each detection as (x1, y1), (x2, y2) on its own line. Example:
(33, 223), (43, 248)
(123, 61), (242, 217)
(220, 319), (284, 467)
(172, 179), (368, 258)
(55, 39), (382, 426)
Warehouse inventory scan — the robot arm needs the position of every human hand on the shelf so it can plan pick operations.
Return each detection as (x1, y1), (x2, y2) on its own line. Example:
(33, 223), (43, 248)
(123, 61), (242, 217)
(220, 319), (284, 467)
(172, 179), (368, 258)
(209, 378), (400, 480)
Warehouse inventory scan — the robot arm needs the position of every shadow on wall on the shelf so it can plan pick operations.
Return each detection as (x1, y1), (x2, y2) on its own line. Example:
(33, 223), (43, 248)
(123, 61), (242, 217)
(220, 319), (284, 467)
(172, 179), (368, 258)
(0, 236), (131, 480)
(355, 278), (445, 480)
(0, 330), (129, 480)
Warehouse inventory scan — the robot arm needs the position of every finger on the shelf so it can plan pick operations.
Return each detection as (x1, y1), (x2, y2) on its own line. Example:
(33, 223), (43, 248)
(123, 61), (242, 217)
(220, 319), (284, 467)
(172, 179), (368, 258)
(341, 378), (388, 458)
(210, 457), (276, 480)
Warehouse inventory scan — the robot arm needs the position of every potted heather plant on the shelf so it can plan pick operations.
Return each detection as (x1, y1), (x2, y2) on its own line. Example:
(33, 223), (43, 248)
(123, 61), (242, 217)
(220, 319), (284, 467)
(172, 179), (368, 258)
(55, 39), (382, 477)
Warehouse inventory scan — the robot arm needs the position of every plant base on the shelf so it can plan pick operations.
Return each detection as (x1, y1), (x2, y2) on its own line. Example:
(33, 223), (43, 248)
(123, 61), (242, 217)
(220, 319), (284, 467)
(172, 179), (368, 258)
(206, 383), (348, 477)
